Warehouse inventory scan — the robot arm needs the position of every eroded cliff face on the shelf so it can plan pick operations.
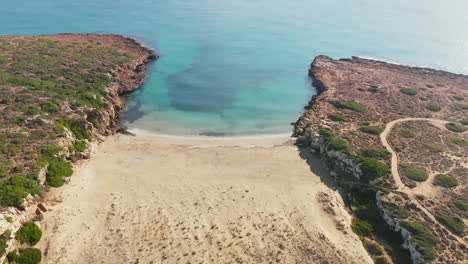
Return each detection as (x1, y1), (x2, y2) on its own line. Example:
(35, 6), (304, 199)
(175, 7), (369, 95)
(0, 34), (157, 261)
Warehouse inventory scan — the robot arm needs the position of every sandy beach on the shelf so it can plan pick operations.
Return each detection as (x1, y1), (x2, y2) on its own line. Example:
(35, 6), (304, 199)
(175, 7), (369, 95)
(37, 133), (372, 264)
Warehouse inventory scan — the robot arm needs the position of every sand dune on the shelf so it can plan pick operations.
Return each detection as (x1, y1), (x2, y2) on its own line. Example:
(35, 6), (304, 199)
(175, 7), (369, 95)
(37, 134), (372, 264)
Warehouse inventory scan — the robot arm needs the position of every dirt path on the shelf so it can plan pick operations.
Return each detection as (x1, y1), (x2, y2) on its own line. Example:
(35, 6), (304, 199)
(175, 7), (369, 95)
(380, 118), (467, 246)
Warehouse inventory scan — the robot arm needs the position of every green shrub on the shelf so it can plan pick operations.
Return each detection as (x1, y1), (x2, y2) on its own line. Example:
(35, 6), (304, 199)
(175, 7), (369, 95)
(425, 104), (441, 112)
(424, 144), (443, 153)
(41, 101), (60, 113)
(351, 219), (373, 237)
(15, 248), (42, 264)
(455, 201), (468, 211)
(318, 128), (334, 140)
(426, 84), (435, 88)
(453, 95), (464, 100)
(332, 101), (367, 112)
(56, 119), (91, 140)
(357, 88), (365, 91)
(400, 88), (417, 95)
(400, 129), (416, 137)
(445, 123), (467, 133)
(365, 241), (384, 256)
(402, 221), (437, 260)
(451, 138), (468, 146)
(436, 215), (465, 235)
(16, 222), (42, 246)
(359, 157), (389, 180)
(400, 163), (428, 182)
(367, 86), (381, 93)
(460, 119), (468, 125)
(436, 83), (445, 87)
(46, 158), (73, 187)
(73, 141), (87, 152)
(329, 113), (346, 121)
(375, 257), (391, 264)
(328, 136), (353, 153)
(452, 104), (468, 111)
(360, 126), (383, 135)
(394, 208), (411, 219)
(433, 174), (458, 187)
(0, 237), (7, 256)
(419, 96), (428, 101)
(359, 148), (390, 159)
(0, 176), (42, 206)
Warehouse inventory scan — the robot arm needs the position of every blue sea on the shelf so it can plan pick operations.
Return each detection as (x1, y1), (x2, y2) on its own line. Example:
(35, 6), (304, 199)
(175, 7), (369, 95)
(1, 0), (467, 136)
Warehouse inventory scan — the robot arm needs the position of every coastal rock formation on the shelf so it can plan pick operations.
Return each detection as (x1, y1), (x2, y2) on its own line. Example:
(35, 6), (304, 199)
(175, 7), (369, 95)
(295, 56), (468, 263)
(0, 34), (157, 261)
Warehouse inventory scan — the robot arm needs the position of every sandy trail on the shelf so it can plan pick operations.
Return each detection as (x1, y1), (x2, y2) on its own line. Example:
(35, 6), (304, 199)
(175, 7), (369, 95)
(380, 118), (468, 246)
(37, 134), (372, 264)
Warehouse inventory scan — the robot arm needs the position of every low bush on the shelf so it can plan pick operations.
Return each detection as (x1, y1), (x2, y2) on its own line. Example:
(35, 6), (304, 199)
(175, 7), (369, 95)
(452, 104), (468, 111)
(426, 84), (435, 88)
(424, 144), (443, 153)
(451, 138), (468, 146)
(394, 207), (411, 219)
(455, 201), (468, 211)
(0, 176), (42, 206)
(359, 157), (389, 180)
(359, 148), (390, 159)
(0, 237), (7, 257)
(328, 136), (353, 153)
(400, 129), (416, 137)
(15, 248), (42, 264)
(400, 163), (428, 182)
(56, 119), (91, 140)
(46, 158), (73, 187)
(329, 113), (346, 121)
(445, 123), (467, 133)
(453, 95), (464, 100)
(436, 83), (445, 87)
(433, 174), (458, 187)
(16, 222), (42, 246)
(436, 215), (465, 235)
(375, 257), (391, 264)
(351, 219), (373, 237)
(402, 221), (437, 260)
(73, 141), (87, 152)
(460, 119), (468, 125)
(365, 241), (384, 256)
(425, 104), (441, 112)
(400, 88), (417, 95)
(367, 86), (381, 93)
(360, 126), (383, 135)
(332, 101), (367, 112)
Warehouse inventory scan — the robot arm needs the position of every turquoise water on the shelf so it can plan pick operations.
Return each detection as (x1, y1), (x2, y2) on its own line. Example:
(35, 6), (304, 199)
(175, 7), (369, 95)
(2, 0), (467, 135)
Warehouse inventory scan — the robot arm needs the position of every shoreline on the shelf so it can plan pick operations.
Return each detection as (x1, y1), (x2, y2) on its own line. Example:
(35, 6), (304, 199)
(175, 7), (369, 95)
(126, 128), (295, 148)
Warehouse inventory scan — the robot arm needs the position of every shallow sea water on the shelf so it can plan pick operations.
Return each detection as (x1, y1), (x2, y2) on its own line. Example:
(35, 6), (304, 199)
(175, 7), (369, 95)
(1, 0), (467, 135)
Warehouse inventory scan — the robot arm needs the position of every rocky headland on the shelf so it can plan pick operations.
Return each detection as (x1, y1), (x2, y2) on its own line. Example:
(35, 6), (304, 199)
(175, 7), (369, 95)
(295, 56), (467, 263)
(0, 34), (156, 262)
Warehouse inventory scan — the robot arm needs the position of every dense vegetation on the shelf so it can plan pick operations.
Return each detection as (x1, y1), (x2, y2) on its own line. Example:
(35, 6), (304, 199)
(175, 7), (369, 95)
(400, 163), (428, 182)
(7, 248), (42, 264)
(0, 37), (137, 207)
(359, 148), (390, 159)
(360, 126), (383, 135)
(425, 104), (441, 111)
(402, 221), (438, 260)
(400, 88), (417, 95)
(433, 174), (458, 187)
(328, 113), (346, 121)
(319, 128), (353, 153)
(435, 215), (465, 235)
(332, 101), (367, 112)
(16, 222), (42, 246)
(358, 157), (389, 180)
(445, 123), (467, 133)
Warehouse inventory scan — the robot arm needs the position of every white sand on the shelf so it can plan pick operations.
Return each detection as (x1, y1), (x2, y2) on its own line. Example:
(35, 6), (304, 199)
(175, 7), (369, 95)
(37, 134), (372, 264)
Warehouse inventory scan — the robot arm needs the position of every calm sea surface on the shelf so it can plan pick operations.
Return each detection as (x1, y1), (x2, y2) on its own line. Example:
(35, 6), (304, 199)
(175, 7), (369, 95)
(1, 0), (467, 135)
